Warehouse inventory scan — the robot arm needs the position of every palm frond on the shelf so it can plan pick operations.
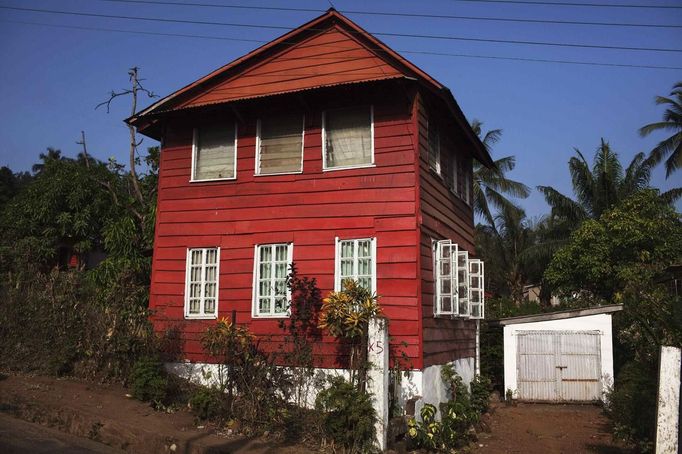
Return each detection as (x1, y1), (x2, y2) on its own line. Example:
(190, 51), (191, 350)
(639, 121), (678, 137)
(537, 185), (587, 224)
(660, 187), (682, 204)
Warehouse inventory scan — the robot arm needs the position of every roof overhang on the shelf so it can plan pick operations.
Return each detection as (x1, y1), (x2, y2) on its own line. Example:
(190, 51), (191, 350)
(489, 304), (623, 327)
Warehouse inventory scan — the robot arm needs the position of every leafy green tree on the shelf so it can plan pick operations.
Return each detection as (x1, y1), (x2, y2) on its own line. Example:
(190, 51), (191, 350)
(538, 139), (676, 233)
(639, 81), (682, 177)
(544, 189), (682, 305)
(0, 166), (31, 210)
(470, 120), (530, 227)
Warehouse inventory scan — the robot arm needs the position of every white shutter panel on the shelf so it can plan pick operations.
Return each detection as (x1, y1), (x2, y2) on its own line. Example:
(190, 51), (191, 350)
(457, 250), (470, 317)
(434, 240), (457, 316)
(469, 259), (484, 319)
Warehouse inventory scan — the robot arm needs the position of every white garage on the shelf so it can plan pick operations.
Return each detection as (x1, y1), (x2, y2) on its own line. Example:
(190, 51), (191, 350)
(497, 305), (622, 402)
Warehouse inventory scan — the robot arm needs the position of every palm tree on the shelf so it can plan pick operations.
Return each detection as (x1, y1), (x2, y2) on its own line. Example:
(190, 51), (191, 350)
(31, 148), (63, 174)
(537, 139), (673, 231)
(640, 81), (682, 178)
(470, 120), (530, 227)
(476, 204), (537, 302)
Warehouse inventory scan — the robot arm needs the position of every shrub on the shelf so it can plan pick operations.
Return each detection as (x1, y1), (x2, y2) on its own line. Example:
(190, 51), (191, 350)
(603, 360), (657, 452)
(315, 376), (377, 453)
(129, 357), (168, 406)
(407, 368), (489, 452)
(189, 386), (225, 421)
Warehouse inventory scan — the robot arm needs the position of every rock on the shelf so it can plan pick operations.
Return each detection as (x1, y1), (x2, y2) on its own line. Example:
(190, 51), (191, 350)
(169, 443), (177, 452)
(197, 425), (205, 430)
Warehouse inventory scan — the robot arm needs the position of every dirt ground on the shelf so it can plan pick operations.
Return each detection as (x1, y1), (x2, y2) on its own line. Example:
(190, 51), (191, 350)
(473, 401), (635, 454)
(0, 373), (313, 453)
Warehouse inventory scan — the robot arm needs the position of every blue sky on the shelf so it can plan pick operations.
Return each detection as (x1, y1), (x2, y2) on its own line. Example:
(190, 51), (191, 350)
(0, 0), (680, 218)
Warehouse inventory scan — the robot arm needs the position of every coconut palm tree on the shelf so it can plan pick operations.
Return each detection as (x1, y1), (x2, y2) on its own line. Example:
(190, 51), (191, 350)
(31, 148), (64, 174)
(470, 120), (530, 227)
(538, 139), (676, 231)
(640, 81), (682, 178)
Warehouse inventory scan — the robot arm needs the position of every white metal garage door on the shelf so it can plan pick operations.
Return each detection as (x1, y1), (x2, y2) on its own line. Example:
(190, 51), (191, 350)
(517, 330), (602, 401)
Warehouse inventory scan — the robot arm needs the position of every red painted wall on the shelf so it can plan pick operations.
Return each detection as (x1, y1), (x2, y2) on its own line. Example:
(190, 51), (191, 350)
(151, 85), (424, 369)
(414, 94), (478, 367)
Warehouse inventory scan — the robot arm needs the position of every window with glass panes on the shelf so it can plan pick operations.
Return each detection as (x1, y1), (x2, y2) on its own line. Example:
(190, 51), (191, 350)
(434, 240), (457, 316)
(192, 124), (237, 181)
(456, 249), (470, 316)
(253, 244), (292, 317)
(323, 106), (373, 169)
(185, 248), (219, 318)
(427, 119), (441, 174)
(469, 259), (484, 319)
(335, 238), (375, 292)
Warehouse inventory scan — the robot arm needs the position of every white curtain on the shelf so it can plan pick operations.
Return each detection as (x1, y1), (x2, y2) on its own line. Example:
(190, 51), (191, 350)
(325, 106), (372, 168)
(259, 113), (303, 174)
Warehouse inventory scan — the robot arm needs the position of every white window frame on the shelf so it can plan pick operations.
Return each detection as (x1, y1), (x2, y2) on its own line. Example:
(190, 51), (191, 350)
(252, 243), (293, 318)
(463, 159), (471, 205)
(190, 123), (238, 182)
(334, 237), (377, 293)
(457, 249), (470, 317)
(451, 153), (459, 196)
(469, 259), (485, 320)
(322, 105), (375, 172)
(184, 247), (220, 319)
(427, 119), (441, 175)
(433, 239), (457, 317)
(254, 115), (305, 176)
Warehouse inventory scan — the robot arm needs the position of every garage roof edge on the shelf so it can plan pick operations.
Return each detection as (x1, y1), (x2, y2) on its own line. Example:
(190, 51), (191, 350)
(489, 304), (623, 327)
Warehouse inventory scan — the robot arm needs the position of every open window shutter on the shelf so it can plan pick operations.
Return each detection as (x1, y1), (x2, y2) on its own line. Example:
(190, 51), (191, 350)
(435, 239), (457, 316)
(457, 250), (470, 317)
(469, 259), (484, 319)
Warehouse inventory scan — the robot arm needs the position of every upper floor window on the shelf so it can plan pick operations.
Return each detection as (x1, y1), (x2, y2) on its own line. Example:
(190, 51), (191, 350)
(192, 124), (237, 181)
(253, 243), (292, 318)
(323, 106), (374, 170)
(427, 120), (441, 175)
(256, 114), (304, 175)
(185, 248), (219, 319)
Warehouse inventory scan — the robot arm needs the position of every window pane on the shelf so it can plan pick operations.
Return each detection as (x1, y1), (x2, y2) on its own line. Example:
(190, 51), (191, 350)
(274, 280), (286, 296)
(428, 122), (440, 173)
(341, 259), (353, 277)
(189, 299), (200, 314)
(259, 298), (270, 313)
(440, 278), (451, 295)
(205, 299), (215, 314)
(205, 266), (216, 282)
(358, 240), (370, 257)
(259, 114), (303, 174)
(260, 262), (271, 279)
(190, 283), (201, 298)
(275, 263), (287, 279)
(441, 296), (451, 313)
(191, 250), (202, 265)
(260, 245), (272, 262)
(191, 266), (201, 282)
(195, 125), (235, 180)
(259, 280), (271, 296)
(275, 245), (287, 262)
(274, 297), (287, 313)
(340, 241), (353, 258)
(471, 276), (480, 289)
(358, 277), (371, 290)
(440, 261), (451, 276)
(325, 107), (371, 168)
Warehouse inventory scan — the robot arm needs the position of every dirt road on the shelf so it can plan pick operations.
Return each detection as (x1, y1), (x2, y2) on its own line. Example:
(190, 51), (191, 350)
(474, 402), (634, 454)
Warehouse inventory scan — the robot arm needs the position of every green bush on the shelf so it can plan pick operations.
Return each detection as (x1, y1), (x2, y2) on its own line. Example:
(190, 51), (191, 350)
(604, 360), (657, 452)
(189, 386), (225, 421)
(315, 376), (377, 453)
(407, 368), (489, 452)
(129, 357), (168, 406)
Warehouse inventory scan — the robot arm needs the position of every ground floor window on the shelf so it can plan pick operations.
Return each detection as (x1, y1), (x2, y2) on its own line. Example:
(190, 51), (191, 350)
(184, 247), (219, 319)
(253, 243), (293, 317)
(335, 237), (376, 293)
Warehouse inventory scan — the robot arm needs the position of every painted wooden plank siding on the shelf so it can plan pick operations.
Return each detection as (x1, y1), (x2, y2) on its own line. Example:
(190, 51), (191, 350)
(179, 26), (403, 109)
(415, 94), (478, 367)
(150, 90), (423, 368)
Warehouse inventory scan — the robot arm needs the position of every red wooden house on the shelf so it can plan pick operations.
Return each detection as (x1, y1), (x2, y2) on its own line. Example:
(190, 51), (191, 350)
(129, 9), (492, 406)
